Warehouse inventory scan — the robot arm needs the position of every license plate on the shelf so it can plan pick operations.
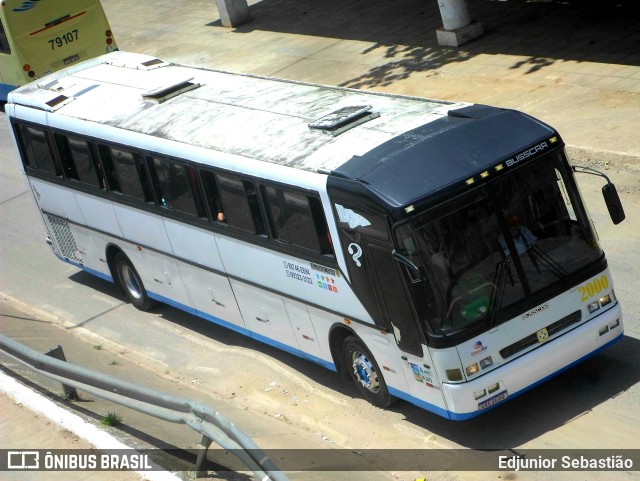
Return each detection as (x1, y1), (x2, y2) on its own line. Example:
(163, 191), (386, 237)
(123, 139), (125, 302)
(64, 54), (80, 65)
(478, 390), (508, 410)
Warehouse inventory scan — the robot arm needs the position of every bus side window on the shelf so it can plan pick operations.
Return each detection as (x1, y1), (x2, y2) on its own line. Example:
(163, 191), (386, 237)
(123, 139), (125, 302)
(99, 146), (152, 202)
(97, 145), (121, 193)
(54, 134), (104, 189)
(70, 137), (104, 189)
(263, 185), (334, 256)
(14, 123), (62, 176)
(216, 173), (266, 235)
(147, 155), (205, 217)
(200, 170), (227, 224)
(54, 134), (79, 180)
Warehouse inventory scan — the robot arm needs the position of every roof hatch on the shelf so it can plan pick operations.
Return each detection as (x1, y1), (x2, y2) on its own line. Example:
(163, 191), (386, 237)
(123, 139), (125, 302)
(309, 105), (379, 136)
(142, 76), (201, 103)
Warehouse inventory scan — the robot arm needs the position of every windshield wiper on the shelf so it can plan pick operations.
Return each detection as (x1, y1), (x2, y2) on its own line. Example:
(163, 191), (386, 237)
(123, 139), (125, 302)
(527, 245), (571, 282)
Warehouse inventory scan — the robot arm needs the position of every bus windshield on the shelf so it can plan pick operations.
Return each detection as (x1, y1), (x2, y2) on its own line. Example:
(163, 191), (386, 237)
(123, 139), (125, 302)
(394, 151), (603, 337)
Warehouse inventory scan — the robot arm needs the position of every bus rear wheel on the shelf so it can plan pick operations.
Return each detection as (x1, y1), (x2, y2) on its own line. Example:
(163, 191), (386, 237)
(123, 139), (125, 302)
(114, 252), (155, 311)
(343, 336), (396, 408)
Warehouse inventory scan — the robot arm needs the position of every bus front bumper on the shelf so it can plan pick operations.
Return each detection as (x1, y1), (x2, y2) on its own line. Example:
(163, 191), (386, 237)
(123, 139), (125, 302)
(442, 303), (623, 420)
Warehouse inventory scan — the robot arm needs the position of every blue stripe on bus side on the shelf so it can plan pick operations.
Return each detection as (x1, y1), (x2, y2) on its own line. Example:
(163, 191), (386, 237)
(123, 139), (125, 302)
(59, 255), (336, 371)
(387, 387), (452, 419)
(1, 83), (19, 102)
(58, 255), (114, 283)
(147, 290), (337, 372)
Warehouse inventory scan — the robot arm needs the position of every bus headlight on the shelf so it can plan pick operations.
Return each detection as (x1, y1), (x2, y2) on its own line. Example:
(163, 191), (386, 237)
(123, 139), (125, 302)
(446, 369), (463, 381)
(465, 363), (479, 376)
(479, 356), (493, 369)
(588, 301), (600, 314)
(599, 294), (612, 307)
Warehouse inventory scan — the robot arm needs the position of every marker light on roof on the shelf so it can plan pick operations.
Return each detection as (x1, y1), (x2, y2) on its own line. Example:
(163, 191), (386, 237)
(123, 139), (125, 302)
(495, 164), (504, 172)
(549, 136), (559, 144)
(480, 171), (489, 179)
(466, 178), (475, 185)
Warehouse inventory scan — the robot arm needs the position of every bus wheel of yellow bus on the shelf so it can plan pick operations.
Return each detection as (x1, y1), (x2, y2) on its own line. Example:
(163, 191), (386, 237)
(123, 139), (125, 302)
(114, 252), (156, 311)
(343, 336), (396, 408)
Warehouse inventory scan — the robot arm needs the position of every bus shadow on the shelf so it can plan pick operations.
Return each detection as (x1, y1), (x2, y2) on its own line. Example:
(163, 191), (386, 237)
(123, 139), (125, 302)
(67, 270), (357, 397)
(69, 269), (640, 448)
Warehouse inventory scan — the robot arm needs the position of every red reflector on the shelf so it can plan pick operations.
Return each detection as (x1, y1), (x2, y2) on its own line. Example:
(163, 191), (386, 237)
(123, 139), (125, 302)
(28, 71), (36, 78)
(106, 37), (113, 45)
(105, 29), (112, 37)
(23, 64), (31, 71)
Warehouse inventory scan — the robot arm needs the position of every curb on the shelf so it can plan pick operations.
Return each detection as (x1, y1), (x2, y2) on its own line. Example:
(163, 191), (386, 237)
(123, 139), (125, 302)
(0, 371), (182, 481)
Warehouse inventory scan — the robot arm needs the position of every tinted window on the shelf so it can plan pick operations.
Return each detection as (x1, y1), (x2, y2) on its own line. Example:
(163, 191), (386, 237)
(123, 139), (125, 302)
(217, 174), (265, 234)
(149, 156), (204, 217)
(99, 146), (152, 201)
(16, 124), (61, 176)
(264, 185), (333, 254)
(55, 134), (103, 188)
(201, 170), (226, 224)
(98, 145), (120, 192)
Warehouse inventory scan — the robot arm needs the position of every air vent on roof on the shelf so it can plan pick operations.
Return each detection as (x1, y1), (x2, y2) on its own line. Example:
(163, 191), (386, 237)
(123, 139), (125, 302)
(309, 105), (379, 136)
(141, 58), (165, 68)
(142, 77), (200, 103)
(105, 54), (169, 70)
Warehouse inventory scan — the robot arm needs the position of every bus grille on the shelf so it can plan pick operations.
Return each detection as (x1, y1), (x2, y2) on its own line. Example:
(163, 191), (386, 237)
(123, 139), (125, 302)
(47, 215), (82, 264)
(499, 310), (582, 359)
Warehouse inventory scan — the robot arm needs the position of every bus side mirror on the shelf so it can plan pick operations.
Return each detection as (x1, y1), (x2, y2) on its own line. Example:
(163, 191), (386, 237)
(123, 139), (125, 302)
(572, 165), (625, 225)
(602, 183), (625, 225)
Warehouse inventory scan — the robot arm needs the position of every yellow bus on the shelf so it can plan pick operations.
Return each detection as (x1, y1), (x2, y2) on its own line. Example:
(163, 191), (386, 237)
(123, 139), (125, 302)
(0, 0), (116, 101)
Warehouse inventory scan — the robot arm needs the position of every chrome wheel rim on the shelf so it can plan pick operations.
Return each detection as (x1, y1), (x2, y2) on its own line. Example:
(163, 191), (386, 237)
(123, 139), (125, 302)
(351, 350), (380, 393)
(122, 265), (142, 300)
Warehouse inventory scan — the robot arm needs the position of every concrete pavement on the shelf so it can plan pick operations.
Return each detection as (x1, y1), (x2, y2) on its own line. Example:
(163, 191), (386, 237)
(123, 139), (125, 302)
(0, 301), (369, 481)
(100, 0), (640, 162)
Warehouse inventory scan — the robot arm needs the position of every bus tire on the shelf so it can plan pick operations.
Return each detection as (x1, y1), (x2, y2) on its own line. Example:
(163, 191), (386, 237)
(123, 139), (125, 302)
(343, 336), (396, 408)
(114, 252), (156, 311)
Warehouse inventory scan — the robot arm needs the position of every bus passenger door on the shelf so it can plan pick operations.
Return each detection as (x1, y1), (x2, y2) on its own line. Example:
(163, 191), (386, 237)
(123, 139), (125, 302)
(230, 281), (300, 354)
(365, 241), (444, 403)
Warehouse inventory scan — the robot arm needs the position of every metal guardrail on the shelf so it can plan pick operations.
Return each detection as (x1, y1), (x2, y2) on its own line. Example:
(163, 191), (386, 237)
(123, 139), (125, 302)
(0, 334), (289, 481)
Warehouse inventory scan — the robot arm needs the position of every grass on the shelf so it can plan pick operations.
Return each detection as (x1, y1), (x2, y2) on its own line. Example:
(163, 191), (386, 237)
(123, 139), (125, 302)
(100, 412), (122, 427)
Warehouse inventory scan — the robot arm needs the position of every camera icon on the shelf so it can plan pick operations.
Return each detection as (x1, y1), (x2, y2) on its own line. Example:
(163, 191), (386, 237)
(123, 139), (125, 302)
(7, 451), (40, 469)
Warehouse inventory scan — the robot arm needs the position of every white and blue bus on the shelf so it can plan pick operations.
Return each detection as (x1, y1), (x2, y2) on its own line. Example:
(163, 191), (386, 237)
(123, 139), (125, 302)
(5, 51), (625, 420)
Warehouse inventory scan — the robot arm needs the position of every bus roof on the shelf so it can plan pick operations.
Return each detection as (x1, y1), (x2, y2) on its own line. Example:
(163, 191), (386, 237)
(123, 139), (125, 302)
(8, 51), (556, 207)
(332, 104), (557, 208)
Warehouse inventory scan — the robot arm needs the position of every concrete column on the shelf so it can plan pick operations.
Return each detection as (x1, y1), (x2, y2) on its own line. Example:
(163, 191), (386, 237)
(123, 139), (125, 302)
(216, 0), (251, 28)
(435, 0), (484, 47)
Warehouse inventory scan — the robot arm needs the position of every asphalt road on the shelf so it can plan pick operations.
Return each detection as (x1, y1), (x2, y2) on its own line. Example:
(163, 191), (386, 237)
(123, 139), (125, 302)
(1, 110), (639, 481)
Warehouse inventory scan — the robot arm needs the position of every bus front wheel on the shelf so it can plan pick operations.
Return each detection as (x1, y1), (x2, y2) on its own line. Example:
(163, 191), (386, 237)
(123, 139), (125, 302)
(114, 252), (156, 311)
(343, 336), (396, 408)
